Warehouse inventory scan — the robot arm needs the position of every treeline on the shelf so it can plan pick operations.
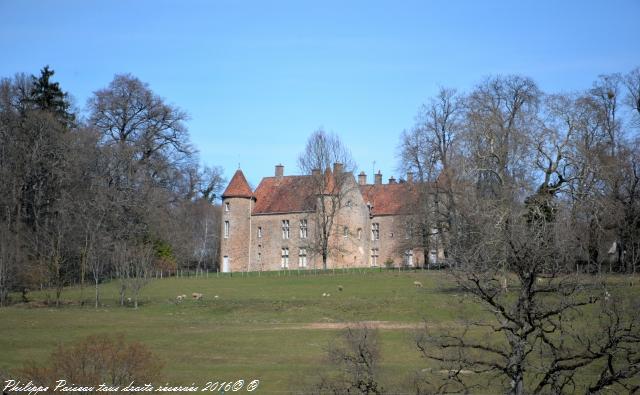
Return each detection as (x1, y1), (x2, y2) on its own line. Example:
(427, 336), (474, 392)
(395, 69), (640, 393)
(398, 68), (640, 275)
(0, 67), (224, 307)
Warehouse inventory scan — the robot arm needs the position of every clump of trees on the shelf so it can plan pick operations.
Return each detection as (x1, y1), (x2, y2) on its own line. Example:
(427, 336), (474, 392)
(0, 66), (224, 307)
(399, 69), (640, 393)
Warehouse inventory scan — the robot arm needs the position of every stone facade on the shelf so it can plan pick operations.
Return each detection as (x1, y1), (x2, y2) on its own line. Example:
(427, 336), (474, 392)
(220, 164), (439, 272)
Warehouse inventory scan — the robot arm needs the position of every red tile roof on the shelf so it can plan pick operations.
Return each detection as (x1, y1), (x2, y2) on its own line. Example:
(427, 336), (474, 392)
(252, 176), (318, 214)
(222, 170), (254, 199)
(359, 183), (419, 216)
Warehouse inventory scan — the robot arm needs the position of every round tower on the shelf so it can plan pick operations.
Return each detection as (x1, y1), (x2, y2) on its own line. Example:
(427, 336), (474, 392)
(220, 169), (254, 273)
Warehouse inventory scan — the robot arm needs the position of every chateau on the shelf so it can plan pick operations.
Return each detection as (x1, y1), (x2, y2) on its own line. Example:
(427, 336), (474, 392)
(219, 163), (442, 272)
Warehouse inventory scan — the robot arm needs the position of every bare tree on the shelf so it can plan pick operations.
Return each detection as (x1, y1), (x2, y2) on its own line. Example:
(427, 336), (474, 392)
(398, 88), (464, 263)
(297, 129), (356, 270)
(311, 326), (385, 395)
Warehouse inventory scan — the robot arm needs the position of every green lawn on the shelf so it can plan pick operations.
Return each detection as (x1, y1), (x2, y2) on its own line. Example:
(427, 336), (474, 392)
(0, 270), (637, 393)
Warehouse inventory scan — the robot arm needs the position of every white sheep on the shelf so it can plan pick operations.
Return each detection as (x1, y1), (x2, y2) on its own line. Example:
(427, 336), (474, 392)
(176, 295), (184, 302)
(192, 292), (203, 300)
(413, 281), (423, 288)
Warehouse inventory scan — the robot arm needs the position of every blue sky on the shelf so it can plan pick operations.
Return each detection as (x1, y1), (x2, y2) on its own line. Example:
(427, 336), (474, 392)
(1, 0), (639, 188)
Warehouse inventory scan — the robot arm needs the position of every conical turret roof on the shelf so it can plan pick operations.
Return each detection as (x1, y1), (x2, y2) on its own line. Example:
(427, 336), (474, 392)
(222, 169), (254, 199)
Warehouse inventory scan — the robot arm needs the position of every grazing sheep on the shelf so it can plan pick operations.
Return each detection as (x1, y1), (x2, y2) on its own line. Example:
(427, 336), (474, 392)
(322, 293), (327, 297)
(181, 294), (186, 299)
(192, 292), (203, 300)
(176, 295), (184, 302)
(214, 295), (219, 299)
(326, 293), (331, 297)
(337, 285), (343, 292)
(413, 281), (423, 288)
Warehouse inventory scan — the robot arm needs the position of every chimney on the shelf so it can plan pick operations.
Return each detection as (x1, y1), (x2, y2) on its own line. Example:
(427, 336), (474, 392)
(407, 171), (414, 183)
(333, 162), (343, 174)
(275, 164), (284, 178)
(374, 171), (382, 185)
(311, 168), (321, 177)
(358, 171), (367, 185)
(388, 176), (396, 184)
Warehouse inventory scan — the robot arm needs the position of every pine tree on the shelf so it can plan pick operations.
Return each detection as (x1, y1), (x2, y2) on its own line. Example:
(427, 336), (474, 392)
(29, 65), (75, 126)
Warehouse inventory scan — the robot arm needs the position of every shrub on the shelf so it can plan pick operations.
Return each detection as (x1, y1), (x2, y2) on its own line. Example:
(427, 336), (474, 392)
(19, 333), (163, 388)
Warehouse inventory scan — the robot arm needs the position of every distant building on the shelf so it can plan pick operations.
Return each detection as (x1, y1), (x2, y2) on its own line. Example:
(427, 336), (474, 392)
(219, 163), (442, 272)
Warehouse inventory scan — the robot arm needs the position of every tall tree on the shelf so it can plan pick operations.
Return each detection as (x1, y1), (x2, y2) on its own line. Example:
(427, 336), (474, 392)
(298, 129), (356, 270)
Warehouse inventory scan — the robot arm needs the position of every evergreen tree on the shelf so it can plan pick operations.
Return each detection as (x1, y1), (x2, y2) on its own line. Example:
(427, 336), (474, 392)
(29, 65), (75, 126)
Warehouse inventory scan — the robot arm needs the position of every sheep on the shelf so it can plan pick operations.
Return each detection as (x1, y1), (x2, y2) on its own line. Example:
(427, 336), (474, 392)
(214, 295), (219, 299)
(337, 285), (343, 292)
(176, 295), (184, 302)
(413, 281), (423, 288)
(192, 292), (203, 300)
(322, 293), (327, 297)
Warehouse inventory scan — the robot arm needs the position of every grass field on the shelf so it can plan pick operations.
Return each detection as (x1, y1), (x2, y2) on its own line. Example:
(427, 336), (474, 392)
(0, 270), (637, 393)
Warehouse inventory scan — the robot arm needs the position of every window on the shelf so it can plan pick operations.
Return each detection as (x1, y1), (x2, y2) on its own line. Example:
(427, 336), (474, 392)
(390, 232), (394, 238)
(224, 221), (229, 238)
(404, 249), (414, 266)
(225, 202), (230, 212)
(299, 248), (307, 267)
(371, 248), (379, 266)
(299, 219), (308, 238)
(346, 200), (352, 208)
(405, 222), (413, 239)
(282, 220), (290, 239)
(281, 247), (289, 268)
(257, 226), (262, 238)
(357, 228), (362, 240)
(371, 223), (380, 240)
(343, 226), (349, 238)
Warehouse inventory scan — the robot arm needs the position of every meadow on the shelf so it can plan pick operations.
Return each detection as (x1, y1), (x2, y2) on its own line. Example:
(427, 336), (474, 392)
(0, 270), (637, 393)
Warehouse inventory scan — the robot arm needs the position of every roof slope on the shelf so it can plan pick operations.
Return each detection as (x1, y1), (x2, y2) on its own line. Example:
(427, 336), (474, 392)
(253, 176), (317, 214)
(359, 183), (418, 216)
(222, 169), (254, 199)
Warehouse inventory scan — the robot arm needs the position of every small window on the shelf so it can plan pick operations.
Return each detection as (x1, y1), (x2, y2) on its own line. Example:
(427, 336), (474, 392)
(346, 200), (352, 208)
(390, 232), (394, 238)
(281, 247), (289, 268)
(299, 248), (307, 267)
(299, 219), (308, 239)
(257, 226), (262, 238)
(357, 228), (362, 240)
(343, 226), (349, 238)
(224, 221), (229, 238)
(371, 223), (380, 240)
(282, 220), (290, 239)
(405, 222), (413, 239)
(371, 248), (379, 266)
(404, 249), (414, 266)
(225, 202), (230, 212)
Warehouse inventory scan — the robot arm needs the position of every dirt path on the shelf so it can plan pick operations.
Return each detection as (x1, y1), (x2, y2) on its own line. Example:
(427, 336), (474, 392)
(268, 321), (425, 330)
